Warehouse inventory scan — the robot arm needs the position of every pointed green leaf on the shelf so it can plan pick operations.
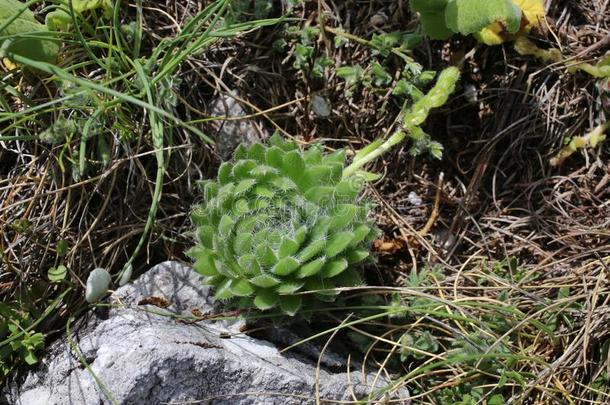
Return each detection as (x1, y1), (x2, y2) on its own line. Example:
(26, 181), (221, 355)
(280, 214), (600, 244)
(234, 144), (248, 159)
(254, 185), (275, 199)
(297, 239), (326, 262)
(218, 162), (233, 184)
(326, 231), (355, 258)
(195, 225), (214, 248)
(310, 216), (332, 240)
(232, 160), (257, 179)
(248, 143), (266, 161)
(279, 238), (299, 258)
(282, 150), (306, 184)
(254, 289), (279, 310)
(445, 0), (522, 35)
(218, 215), (233, 238)
(271, 176), (297, 191)
(297, 257), (326, 278)
(354, 170), (382, 182)
(280, 295), (303, 316)
(233, 233), (253, 256)
(234, 178), (257, 194)
(346, 249), (370, 264)
(303, 146), (322, 163)
(193, 254), (219, 277)
(249, 274), (281, 288)
(238, 253), (260, 274)
(322, 258), (349, 278)
(335, 180), (361, 200)
(294, 226), (308, 246)
(269, 133), (297, 151)
(252, 198), (270, 210)
(323, 149), (346, 165)
(265, 146), (284, 168)
(214, 279), (235, 300)
(232, 198), (250, 216)
(304, 186), (335, 203)
(185, 245), (210, 261)
(236, 217), (258, 234)
(272, 257), (300, 276)
(350, 224), (373, 246)
(230, 279), (254, 297)
(250, 165), (279, 181)
(331, 268), (363, 287)
(256, 244), (278, 267)
(329, 204), (359, 229)
(276, 282), (304, 294)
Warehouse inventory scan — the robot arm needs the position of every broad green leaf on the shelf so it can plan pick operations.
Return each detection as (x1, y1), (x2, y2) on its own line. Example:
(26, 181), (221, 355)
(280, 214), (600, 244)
(278, 238), (299, 258)
(265, 146), (284, 168)
(304, 186), (335, 204)
(234, 178), (257, 194)
(237, 253), (259, 274)
(230, 279), (254, 296)
(329, 204), (359, 229)
(279, 295), (302, 316)
(331, 268), (363, 287)
(214, 279), (234, 300)
(272, 257), (300, 276)
(218, 215), (233, 237)
(231, 160), (257, 179)
(234, 144), (248, 159)
(297, 239), (326, 262)
(281, 150), (306, 184)
(45, 9), (72, 32)
(193, 255), (219, 277)
(297, 257), (325, 278)
(247, 143), (266, 161)
(325, 231), (355, 258)
(249, 274), (281, 288)
(346, 249), (370, 264)
(0, 0), (59, 63)
(253, 185), (274, 198)
(334, 180), (360, 200)
(217, 162), (233, 184)
(419, 12), (454, 40)
(294, 226), (308, 246)
(255, 244), (278, 267)
(445, 0), (522, 35)
(233, 233), (253, 256)
(321, 258), (348, 278)
(350, 224), (373, 246)
(276, 281), (304, 294)
(254, 289), (278, 310)
(303, 146), (322, 163)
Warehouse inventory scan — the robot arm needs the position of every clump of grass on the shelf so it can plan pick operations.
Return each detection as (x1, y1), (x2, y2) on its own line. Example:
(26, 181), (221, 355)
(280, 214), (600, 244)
(271, 256), (609, 403)
(0, 0), (281, 379)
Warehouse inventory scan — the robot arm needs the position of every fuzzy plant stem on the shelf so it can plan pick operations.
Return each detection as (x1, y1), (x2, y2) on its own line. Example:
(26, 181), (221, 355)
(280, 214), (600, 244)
(343, 66), (460, 178)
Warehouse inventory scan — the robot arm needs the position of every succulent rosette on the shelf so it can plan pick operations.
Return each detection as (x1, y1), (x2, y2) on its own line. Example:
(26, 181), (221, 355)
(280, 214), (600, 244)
(187, 135), (379, 315)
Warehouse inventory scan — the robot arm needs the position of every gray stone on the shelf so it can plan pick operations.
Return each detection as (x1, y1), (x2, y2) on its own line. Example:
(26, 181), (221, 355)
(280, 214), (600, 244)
(209, 92), (269, 160)
(4, 261), (410, 405)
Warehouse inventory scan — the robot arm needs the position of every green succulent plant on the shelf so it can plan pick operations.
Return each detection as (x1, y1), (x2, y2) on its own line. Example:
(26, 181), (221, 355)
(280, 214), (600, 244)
(187, 134), (379, 315)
